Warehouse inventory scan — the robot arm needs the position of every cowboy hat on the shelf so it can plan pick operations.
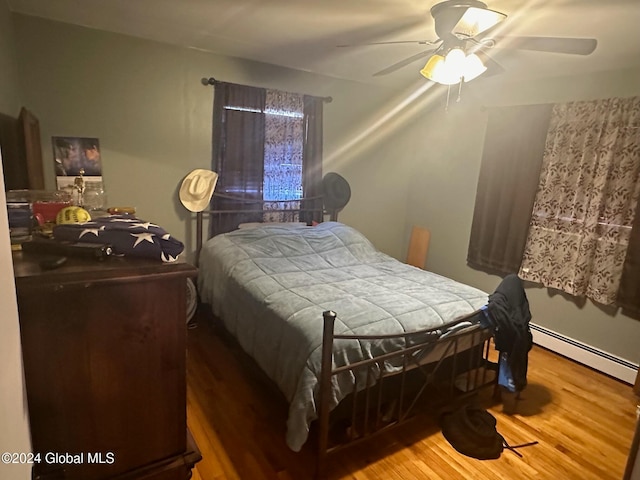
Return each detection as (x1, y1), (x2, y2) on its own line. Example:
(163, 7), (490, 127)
(179, 169), (218, 212)
(322, 172), (351, 211)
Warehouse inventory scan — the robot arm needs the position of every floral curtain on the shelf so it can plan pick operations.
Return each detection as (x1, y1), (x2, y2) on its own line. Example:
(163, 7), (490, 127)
(263, 89), (304, 222)
(519, 96), (640, 305)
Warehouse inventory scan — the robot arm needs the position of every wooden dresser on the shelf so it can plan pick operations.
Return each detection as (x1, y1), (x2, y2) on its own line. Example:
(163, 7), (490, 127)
(12, 252), (201, 480)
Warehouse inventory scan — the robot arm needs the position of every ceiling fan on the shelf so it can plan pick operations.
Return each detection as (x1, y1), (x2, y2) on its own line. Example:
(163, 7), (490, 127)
(339, 0), (597, 84)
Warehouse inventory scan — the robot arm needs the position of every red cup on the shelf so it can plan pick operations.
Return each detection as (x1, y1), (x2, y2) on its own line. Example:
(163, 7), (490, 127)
(32, 201), (71, 223)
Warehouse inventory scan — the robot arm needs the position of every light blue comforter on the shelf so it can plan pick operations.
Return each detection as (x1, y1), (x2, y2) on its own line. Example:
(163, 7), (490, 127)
(197, 222), (488, 451)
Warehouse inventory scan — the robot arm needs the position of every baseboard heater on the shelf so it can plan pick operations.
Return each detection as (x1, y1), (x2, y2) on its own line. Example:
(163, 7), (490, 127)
(530, 323), (638, 385)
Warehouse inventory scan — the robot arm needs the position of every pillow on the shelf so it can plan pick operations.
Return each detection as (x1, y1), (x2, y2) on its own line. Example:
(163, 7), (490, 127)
(52, 214), (184, 262)
(237, 222), (308, 230)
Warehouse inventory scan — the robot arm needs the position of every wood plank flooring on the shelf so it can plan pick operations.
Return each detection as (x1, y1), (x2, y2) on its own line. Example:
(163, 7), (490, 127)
(186, 311), (638, 480)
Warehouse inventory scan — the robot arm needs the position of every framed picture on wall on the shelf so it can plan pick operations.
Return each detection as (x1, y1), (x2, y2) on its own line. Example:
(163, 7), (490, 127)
(53, 136), (105, 207)
(53, 136), (102, 183)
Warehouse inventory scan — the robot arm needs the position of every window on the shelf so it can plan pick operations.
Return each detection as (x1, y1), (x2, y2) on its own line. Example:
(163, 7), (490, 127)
(263, 91), (305, 207)
(224, 99), (305, 202)
(210, 81), (325, 235)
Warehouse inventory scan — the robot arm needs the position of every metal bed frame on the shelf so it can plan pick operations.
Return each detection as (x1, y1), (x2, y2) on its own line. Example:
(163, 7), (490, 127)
(195, 193), (334, 262)
(193, 194), (499, 478)
(316, 310), (496, 478)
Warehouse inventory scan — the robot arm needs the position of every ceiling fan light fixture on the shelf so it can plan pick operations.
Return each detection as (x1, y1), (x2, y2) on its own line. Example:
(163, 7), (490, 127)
(420, 47), (487, 85)
(420, 54), (445, 83)
(420, 51), (460, 85)
(453, 6), (506, 38)
(462, 52), (487, 82)
(444, 47), (467, 69)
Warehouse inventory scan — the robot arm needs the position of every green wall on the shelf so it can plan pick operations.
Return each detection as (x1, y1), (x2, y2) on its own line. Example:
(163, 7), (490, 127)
(12, 13), (413, 263)
(0, 2), (32, 479)
(0, 0), (21, 114)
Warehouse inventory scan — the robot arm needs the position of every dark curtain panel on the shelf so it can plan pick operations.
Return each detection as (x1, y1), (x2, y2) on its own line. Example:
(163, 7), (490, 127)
(210, 82), (266, 236)
(301, 95), (324, 224)
(618, 210), (640, 318)
(616, 97), (640, 318)
(467, 104), (553, 274)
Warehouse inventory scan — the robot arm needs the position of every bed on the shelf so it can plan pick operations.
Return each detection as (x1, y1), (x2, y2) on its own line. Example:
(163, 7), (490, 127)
(195, 205), (499, 475)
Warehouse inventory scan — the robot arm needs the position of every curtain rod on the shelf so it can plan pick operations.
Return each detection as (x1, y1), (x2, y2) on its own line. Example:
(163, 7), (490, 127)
(201, 77), (332, 103)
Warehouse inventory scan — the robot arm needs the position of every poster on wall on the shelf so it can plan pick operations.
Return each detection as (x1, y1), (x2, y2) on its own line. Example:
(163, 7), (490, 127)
(53, 136), (103, 189)
(53, 136), (105, 209)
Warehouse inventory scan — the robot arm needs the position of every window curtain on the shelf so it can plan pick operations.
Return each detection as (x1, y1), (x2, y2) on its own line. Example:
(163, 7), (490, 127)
(467, 104), (553, 274)
(263, 89), (304, 222)
(616, 97), (640, 316)
(210, 82), (266, 236)
(301, 95), (324, 224)
(519, 96), (640, 305)
(619, 199), (640, 317)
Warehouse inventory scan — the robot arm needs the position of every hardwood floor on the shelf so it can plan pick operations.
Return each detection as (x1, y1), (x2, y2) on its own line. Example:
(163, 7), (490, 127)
(186, 311), (638, 480)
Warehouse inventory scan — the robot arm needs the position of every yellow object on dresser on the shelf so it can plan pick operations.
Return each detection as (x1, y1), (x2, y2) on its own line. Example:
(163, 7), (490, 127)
(55, 205), (91, 224)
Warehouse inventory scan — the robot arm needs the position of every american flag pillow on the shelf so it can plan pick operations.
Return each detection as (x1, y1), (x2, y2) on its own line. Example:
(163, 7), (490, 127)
(53, 214), (184, 262)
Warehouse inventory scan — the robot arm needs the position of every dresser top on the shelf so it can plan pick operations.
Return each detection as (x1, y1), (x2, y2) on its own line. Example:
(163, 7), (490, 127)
(13, 251), (197, 290)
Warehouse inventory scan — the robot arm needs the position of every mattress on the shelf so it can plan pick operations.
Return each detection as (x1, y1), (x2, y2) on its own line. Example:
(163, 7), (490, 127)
(197, 221), (489, 451)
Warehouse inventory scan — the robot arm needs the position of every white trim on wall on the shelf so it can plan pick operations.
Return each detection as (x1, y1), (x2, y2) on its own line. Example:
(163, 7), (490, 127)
(0, 152), (32, 480)
(531, 323), (638, 384)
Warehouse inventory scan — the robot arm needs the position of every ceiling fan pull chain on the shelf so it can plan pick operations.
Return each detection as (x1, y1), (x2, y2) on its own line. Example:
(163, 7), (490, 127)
(457, 80), (463, 103)
(445, 84), (451, 112)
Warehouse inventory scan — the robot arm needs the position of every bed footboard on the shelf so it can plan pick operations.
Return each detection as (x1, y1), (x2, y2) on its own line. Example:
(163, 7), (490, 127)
(316, 310), (497, 478)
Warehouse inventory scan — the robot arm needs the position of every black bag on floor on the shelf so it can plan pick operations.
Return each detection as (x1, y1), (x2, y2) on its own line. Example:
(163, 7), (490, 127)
(440, 405), (537, 460)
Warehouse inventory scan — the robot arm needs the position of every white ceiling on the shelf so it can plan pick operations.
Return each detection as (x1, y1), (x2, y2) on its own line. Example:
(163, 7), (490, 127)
(7, 0), (640, 87)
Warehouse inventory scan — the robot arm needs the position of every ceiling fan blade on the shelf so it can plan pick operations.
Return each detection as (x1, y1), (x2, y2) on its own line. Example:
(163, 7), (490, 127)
(489, 36), (597, 55)
(372, 49), (438, 77)
(337, 39), (439, 48)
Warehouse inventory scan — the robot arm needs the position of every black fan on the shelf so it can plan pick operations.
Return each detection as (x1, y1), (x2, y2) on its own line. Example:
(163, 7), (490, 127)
(339, 0), (597, 78)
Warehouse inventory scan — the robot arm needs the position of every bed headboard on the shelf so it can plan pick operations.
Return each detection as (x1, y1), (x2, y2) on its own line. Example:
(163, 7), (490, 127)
(195, 192), (341, 261)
